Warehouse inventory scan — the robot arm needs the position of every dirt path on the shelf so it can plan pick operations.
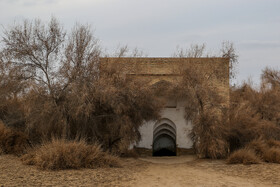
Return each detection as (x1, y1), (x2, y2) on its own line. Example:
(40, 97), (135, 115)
(127, 156), (264, 187)
(1, 155), (280, 186)
(125, 155), (280, 187)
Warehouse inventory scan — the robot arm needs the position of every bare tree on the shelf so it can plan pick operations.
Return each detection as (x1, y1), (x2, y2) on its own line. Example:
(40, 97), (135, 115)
(171, 43), (235, 158)
(2, 17), (65, 98)
(112, 45), (146, 58)
(173, 62), (229, 158)
(62, 23), (100, 83)
(0, 18), (162, 153)
(261, 67), (280, 89)
(173, 42), (238, 80)
(221, 41), (238, 80)
(173, 44), (206, 58)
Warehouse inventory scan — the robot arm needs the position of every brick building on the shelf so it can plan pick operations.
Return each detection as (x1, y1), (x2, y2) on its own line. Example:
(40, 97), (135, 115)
(101, 57), (229, 156)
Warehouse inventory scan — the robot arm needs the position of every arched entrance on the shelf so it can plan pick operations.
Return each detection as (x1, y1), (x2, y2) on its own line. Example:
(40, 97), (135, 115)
(153, 118), (176, 156)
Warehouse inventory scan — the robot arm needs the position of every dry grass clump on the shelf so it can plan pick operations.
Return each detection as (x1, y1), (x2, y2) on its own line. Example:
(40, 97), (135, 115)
(263, 148), (280, 163)
(21, 139), (120, 170)
(266, 139), (280, 148)
(228, 138), (280, 164)
(0, 121), (30, 156)
(227, 148), (261, 165)
(246, 138), (268, 158)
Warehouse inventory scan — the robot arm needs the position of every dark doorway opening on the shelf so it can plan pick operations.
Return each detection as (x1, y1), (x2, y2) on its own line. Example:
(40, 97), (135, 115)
(153, 120), (177, 157)
(153, 134), (176, 156)
(153, 148), (176, 156)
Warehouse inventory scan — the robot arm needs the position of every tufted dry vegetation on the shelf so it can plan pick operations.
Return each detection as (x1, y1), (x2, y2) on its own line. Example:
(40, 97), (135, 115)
(21, 139), (120, 170)
(226, 67), (280, 164)
(227, 138), (280, 164)
(263, 148), (280, 163)
(0, 120), (30, 156)
(227, 148), (261, 165)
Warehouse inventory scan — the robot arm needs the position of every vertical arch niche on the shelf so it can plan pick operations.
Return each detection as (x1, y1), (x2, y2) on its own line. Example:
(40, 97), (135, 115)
(153, 118), (177, 156)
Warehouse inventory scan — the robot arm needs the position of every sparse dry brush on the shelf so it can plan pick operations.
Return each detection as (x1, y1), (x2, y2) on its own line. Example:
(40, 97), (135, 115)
(245, 138), (280, 164)
(0, 121), (30, 155)
(263, 147), (280, 163)
(173, 58), (230, 159)
(227, 138), (280, 165)
(175, 44), (280, 162)
(21, 139), (120, 170)
(0, 55), (26, 129)
(227, 70), (280, 164)
(266, 139), (280, 148)
(190, 109), (229, 159)
(227, 148), (261, 165)
(246, 138), (268, 158)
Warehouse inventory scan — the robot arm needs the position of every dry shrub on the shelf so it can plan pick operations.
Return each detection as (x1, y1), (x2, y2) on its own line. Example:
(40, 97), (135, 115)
(190, 67), (280, 160)
(266, 139), (280, 148)
(0, 57), (26, 130)
(263, 148), (280, 163)
(0, 121), (30, 156)
(192, 111), (229, 159)
(255, 122), (280, 141)
(245, 138), (268, 158)
(244, 138), (280, 164)
(21, 139), (120, 170)
(174, 60), (230, 159)
(229, 77), (280, 154)
(227, 148), (261, 165)
(228, 108), (261, 151)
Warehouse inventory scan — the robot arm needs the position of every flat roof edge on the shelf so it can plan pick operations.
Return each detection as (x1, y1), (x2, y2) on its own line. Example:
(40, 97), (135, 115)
(100, 57), (229, 59)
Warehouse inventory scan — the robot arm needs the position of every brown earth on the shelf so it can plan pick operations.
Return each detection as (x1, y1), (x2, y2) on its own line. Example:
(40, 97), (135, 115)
(0, 155), (280, 186)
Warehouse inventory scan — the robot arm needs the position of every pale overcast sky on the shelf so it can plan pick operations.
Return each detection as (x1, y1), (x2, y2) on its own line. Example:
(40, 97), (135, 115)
(0, 0), (279, 85)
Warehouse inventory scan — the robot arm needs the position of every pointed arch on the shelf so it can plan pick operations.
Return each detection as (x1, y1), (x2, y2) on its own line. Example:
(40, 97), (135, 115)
(153, 118), (177, 156)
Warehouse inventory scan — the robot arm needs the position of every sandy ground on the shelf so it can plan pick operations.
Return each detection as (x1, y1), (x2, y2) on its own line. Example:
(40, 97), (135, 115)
(1, 155), (280, 187)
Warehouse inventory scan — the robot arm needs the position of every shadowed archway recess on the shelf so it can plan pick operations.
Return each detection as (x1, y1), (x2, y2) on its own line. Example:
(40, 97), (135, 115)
(153, 118), (176, 156)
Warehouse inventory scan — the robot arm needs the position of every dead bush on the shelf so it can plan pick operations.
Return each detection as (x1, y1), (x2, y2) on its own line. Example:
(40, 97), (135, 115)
(245, 138), (280, 163)
(263, 147), (280, 163)
(228, 108), (261, 151)
(255, 122), (280, 141)
(174, 60), (230, 159)
(245, 138), (268, 158)
(229, 77), (280, 153)
(0, 56), (26, 130)
(0, 121), (30, 156)
(227, 148), (261, 165)
(192, 111), (229, 159)
(266, 139), (280, 148)
(21, 139), (120, 170)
